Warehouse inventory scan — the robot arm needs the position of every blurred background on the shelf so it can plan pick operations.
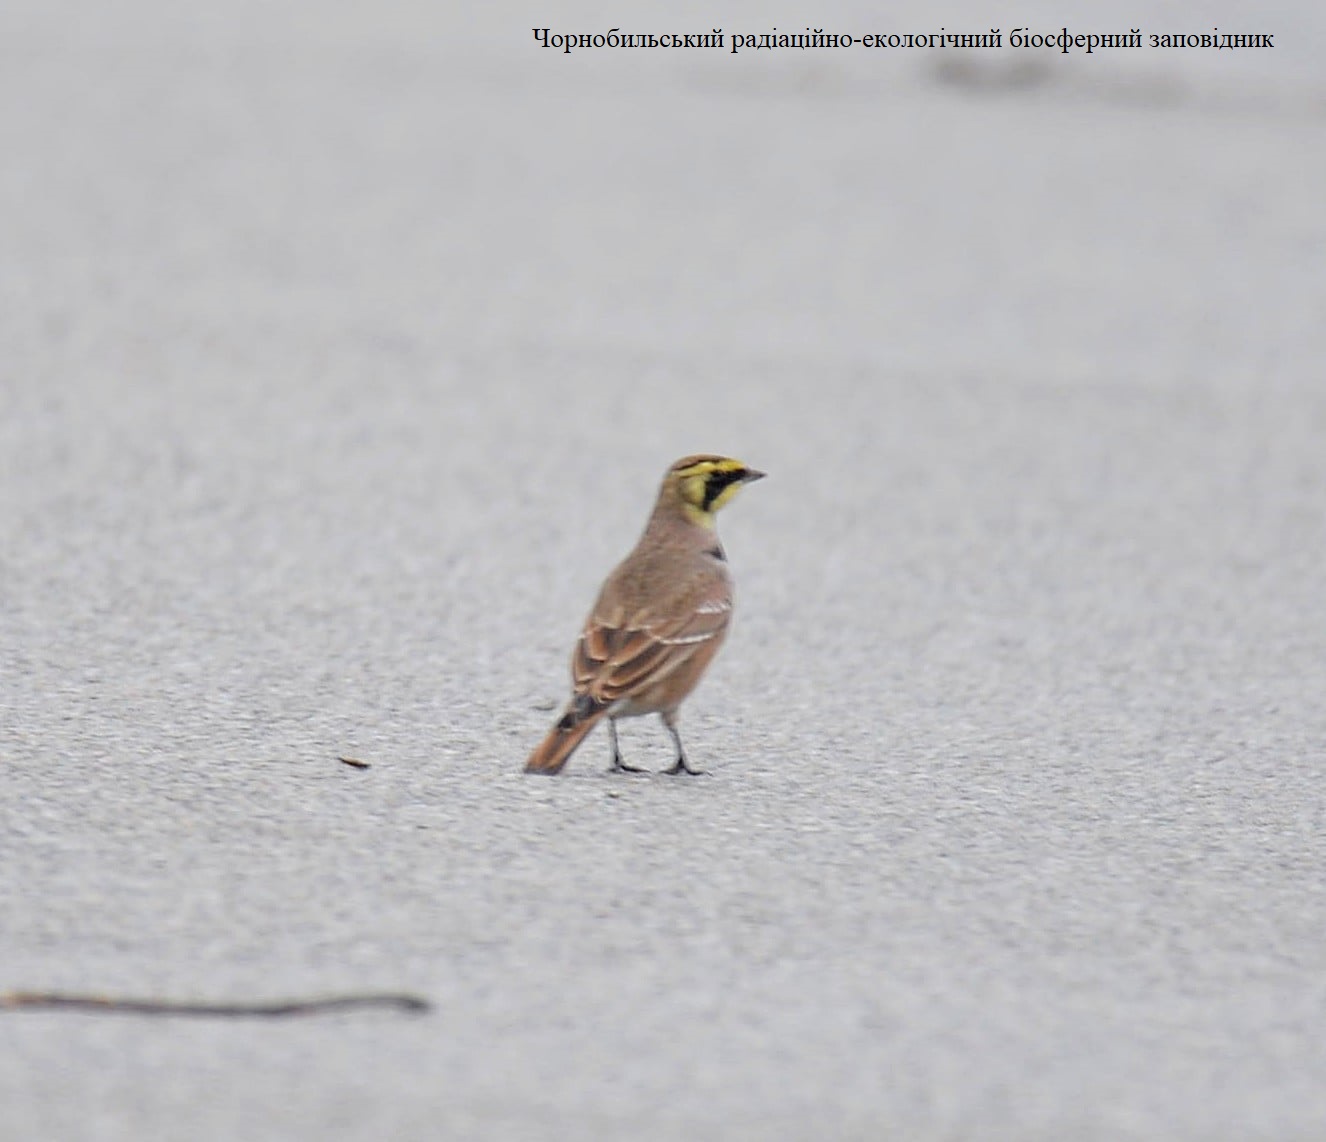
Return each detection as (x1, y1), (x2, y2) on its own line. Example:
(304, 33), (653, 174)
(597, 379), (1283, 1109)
(2, 2), (1324, 1139)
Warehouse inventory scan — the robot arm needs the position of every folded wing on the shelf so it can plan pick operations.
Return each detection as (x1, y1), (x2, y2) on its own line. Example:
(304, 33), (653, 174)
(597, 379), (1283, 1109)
(573, 585), (733, 707)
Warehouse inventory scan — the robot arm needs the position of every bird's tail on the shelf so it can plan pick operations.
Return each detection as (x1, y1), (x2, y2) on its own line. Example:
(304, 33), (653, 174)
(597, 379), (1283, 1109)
(524, 702), (606, 775)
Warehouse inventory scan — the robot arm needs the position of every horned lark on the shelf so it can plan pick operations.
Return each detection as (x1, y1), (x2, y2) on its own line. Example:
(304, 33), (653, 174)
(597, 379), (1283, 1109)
(524, 455), (765, 776)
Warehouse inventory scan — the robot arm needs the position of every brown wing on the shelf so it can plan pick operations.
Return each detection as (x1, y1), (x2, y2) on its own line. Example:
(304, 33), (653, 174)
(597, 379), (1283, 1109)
(571, 581), (733, 707)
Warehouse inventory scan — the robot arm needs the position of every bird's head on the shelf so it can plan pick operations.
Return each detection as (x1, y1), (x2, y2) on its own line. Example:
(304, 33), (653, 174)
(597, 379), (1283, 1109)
(665, 455), (766, 527)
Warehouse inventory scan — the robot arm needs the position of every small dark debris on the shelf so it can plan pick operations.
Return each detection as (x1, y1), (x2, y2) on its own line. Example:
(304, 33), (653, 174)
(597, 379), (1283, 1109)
(338, 756), (371, 770)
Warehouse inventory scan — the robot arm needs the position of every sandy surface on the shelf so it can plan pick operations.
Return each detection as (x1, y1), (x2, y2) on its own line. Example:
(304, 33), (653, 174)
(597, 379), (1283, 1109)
(3, 3), (1325, 1139)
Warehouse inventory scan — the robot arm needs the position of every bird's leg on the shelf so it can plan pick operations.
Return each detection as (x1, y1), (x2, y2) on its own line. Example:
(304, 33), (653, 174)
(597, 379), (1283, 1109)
(661, 715), (705, 776)
(607, 718), (645, 774)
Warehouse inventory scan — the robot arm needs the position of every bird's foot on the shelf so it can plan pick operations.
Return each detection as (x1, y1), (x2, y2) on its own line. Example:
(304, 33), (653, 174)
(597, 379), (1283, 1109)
(609, 758), (648, 775)
(663, 758), (706, 776)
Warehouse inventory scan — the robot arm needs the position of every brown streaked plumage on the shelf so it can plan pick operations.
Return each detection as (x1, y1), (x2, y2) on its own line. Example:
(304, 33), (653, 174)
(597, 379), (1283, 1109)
(524, 455), (765, 776)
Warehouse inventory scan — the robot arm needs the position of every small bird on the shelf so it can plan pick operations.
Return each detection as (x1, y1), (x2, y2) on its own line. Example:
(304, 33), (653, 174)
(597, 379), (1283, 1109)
(524, 455), (765, 776)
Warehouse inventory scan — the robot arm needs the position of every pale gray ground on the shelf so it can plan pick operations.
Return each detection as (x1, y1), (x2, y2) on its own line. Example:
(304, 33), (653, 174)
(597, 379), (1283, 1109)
(2, 2), (1325, 1139)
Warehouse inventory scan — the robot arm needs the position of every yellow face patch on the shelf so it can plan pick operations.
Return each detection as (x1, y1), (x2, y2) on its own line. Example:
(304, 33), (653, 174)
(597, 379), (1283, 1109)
(669, 456), (763, 523)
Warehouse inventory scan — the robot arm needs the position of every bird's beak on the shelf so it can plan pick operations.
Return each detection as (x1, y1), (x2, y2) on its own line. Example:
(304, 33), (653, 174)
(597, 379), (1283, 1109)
(742, 468), (766, 483)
